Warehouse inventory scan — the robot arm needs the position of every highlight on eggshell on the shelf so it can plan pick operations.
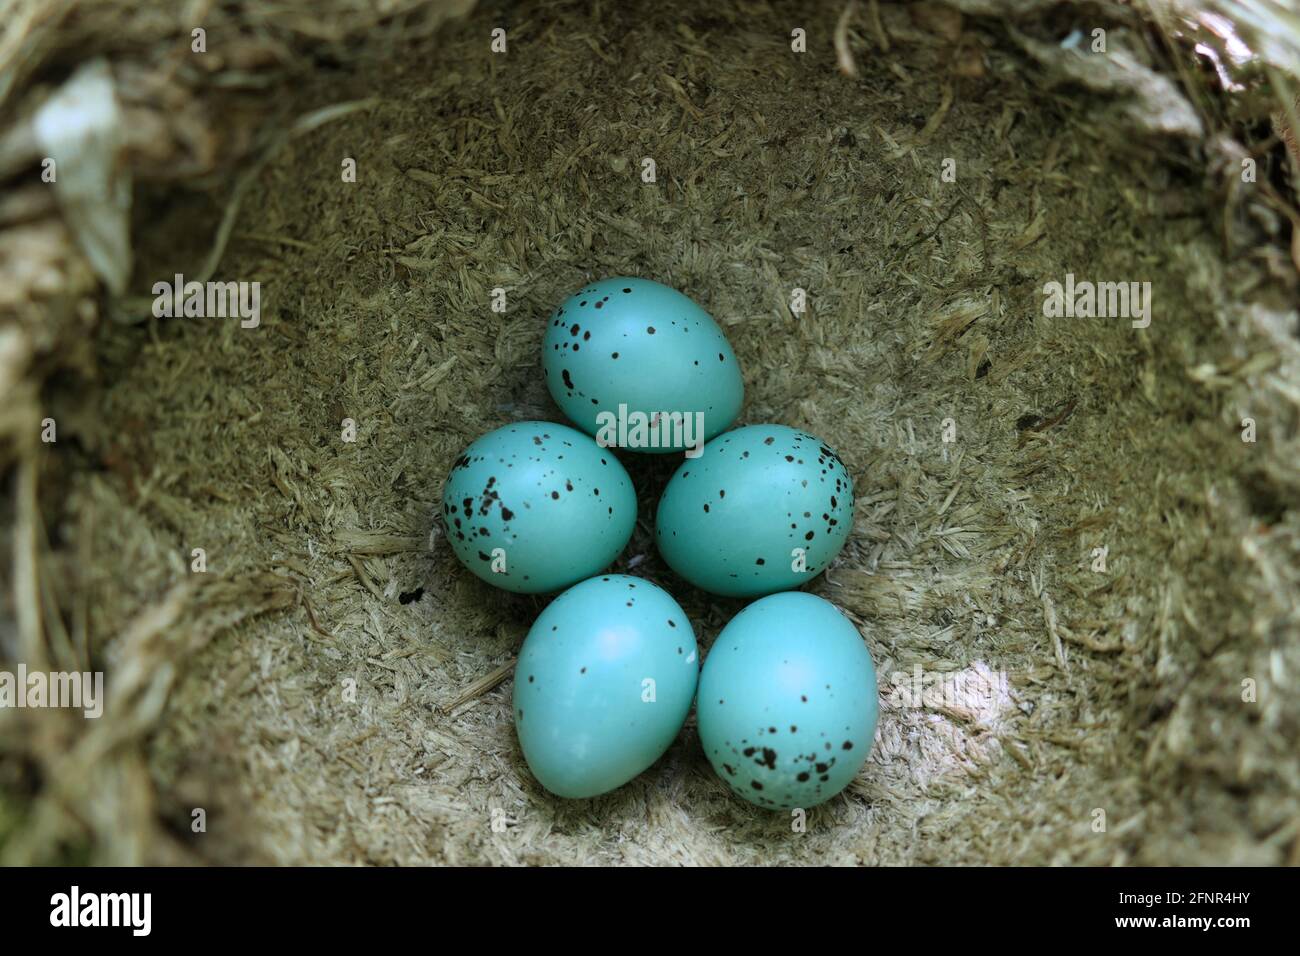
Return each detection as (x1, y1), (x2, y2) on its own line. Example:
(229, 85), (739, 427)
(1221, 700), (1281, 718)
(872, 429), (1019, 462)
(513, 574), (700, 799)
(541, 276), (743, 455)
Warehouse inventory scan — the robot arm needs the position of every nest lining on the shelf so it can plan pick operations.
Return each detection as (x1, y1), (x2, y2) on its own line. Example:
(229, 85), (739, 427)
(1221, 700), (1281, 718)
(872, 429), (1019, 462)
(1, 0), (1298, 865)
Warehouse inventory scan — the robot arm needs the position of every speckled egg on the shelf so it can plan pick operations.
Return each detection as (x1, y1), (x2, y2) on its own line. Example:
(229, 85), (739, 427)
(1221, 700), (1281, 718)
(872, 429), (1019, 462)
(441, 421), (635, 593)
(542, 277), (743, 454)
(697, 592), (878, 810)
(514, 574), (699, 798)
(655, 424), (854, 597)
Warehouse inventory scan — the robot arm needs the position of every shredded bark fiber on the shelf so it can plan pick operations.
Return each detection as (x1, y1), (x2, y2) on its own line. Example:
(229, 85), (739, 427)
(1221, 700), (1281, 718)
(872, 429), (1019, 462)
(1, 0), (1298, 865)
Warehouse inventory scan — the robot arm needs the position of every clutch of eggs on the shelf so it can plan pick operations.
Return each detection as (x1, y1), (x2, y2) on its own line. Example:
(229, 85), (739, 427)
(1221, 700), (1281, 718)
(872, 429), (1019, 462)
(514, 575), (699, 798)
(655, 424), (854, 597)
(542, 277), (743, 454)
(441, 421), (635, 593)
(697, 592), (879, 810)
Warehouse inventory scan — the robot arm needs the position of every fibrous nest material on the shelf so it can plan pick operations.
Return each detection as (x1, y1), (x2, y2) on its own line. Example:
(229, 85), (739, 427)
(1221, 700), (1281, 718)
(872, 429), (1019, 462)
(1, 0), (1298, 865)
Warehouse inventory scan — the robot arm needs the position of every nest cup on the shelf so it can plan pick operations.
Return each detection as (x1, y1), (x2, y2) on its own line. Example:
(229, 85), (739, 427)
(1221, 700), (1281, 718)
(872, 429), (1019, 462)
(1, 0), (1298, 865)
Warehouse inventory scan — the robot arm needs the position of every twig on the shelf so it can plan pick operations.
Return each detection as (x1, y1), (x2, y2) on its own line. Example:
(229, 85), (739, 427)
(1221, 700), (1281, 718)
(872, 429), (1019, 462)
(346, 554), (384, 601)
(867, 0), (890, 53)
(13, 454), (45, 668)
(196, 98), (378, 285)
(916, 83), (954, 145)
(110, 98), (378, 323)
(1041, 590), (1067, 671)
(441, 659), (516, 714)
(1058, 625), (1125, 654)
(835, 2), (859, 78)
(300, 591), (335, 640)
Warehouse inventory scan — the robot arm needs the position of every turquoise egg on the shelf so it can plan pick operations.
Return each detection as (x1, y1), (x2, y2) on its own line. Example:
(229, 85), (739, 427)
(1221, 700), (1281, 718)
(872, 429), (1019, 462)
(697, 592), (878, 810)
(514, 575), (699, 798)
(441, 422), (635, 593)
(655, 424), (854, 597)
(541, 277), (743, 454)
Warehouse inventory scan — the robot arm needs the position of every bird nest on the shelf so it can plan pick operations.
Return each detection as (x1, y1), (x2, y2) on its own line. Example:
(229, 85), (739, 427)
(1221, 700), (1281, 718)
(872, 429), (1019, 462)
(1, 0), (1298, 865)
